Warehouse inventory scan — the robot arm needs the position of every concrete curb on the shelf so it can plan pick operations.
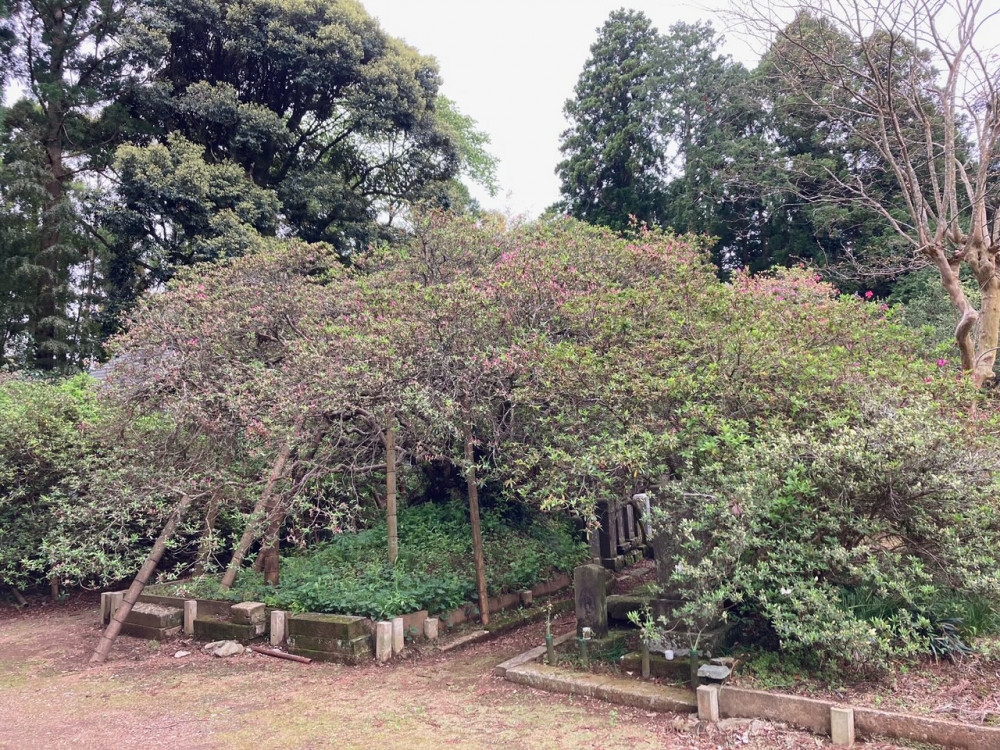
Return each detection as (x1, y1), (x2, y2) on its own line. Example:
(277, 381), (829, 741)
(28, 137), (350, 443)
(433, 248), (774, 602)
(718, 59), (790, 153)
(504, 662), (697, 714)
(496, 644), (1000, 749)
(715, 685), (1000, 749)
(437, 599), (575, 654)
(494, 631), (576, 677)
(436, 629), (490, 653)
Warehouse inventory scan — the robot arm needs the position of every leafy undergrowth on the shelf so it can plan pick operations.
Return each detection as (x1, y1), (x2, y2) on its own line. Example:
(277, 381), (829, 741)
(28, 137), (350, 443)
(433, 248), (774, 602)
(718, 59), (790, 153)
(163, 501), (588, 619)
(731, 639), (1000, 726)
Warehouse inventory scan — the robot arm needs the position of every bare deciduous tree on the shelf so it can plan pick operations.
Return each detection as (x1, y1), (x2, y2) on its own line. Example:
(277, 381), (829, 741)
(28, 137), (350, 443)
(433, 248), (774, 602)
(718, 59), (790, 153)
(741, 0), (1000, 381)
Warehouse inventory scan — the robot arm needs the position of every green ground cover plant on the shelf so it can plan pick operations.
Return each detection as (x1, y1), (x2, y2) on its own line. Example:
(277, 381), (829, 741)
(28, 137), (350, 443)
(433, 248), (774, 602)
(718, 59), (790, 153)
(165, 501), (587, 619)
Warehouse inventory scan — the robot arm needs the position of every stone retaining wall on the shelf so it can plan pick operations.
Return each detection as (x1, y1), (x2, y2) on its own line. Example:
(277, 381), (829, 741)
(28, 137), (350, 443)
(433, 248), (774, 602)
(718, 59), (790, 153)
(99, 569), (575, 665)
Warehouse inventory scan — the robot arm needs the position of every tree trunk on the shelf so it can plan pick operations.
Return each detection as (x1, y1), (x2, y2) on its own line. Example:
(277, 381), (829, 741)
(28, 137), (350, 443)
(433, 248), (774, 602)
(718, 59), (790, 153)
(975, 273), (1000, 384)
(220, 439), (295, 591)
(261, 541), (281, 586)
(33, 4), (70, 372)
(463, 422), (489, 626)
(931, 248), (978, 372)
(192, 495), (220, 577)
(90, 493), (194, 664)
(386, 423), (398, 566)
(9, 586), (27, 608)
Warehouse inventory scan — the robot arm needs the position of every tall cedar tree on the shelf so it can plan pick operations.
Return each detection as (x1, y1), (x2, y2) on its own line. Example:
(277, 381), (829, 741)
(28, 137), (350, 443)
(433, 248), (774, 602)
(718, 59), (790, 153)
(556, 9), (670, 231)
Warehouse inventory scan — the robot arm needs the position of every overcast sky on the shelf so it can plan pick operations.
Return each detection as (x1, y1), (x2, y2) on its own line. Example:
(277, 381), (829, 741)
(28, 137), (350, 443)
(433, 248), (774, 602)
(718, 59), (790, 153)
(362, 1), (755, 218)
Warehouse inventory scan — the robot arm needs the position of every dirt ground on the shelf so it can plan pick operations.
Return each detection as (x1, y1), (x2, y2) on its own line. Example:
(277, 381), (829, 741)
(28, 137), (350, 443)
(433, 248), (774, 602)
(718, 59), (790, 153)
(0, 595), (917, 750)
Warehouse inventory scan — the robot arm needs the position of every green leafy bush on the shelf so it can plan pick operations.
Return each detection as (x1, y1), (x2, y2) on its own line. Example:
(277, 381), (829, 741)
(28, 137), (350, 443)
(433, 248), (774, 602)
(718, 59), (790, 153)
(0, 374), (103, 588)
(170, 501), (587, 619)
(660, 394), (1000, 668)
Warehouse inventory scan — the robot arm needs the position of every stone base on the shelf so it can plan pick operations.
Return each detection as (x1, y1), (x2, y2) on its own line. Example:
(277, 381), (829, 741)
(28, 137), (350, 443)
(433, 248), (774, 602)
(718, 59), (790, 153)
(120, 623), (182, 641)
(584, 631), (629, 660)
(287, 634), (373, 664)
(287, 613), (369, 641)
(126, 602), (183, 629)
(193, 618), (257, 643)
(560, 629), (629, 661)
(606, 595), (681, 625)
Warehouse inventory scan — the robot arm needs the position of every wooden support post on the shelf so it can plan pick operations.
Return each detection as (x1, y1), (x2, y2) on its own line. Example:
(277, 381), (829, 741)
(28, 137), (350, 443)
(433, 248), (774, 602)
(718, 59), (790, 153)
(90, 493), (193, 664)
(386, 423), (398, 566)
(463, 421), (489, 626)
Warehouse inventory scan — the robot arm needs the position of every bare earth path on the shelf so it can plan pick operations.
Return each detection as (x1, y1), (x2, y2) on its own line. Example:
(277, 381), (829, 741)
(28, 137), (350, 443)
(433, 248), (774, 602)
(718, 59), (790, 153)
(0, 598), (904, 750)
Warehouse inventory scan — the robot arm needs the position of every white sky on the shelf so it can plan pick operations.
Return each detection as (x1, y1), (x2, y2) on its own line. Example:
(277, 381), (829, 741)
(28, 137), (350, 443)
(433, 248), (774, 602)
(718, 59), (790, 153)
(362, 1), (754, 218)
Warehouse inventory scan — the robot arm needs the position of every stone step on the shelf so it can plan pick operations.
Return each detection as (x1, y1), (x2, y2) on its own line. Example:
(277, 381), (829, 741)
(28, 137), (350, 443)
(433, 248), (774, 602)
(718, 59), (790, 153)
(193, 617), (257, 644)
(286, 633), (373, 664)
(126, 602), (184, 629)
(287, 613), (369, 641)
(120, 622), (182, 641)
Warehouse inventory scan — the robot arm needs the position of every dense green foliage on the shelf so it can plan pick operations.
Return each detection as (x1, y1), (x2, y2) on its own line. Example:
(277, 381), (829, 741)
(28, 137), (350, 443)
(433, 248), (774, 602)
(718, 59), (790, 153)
(556, 11), (924, 287)
(555, 9), (672, 232)
(162, 501), (587, 619)
(2, 213), (998, 671)
(0, 0), (496, 369)
(62, 213), (992, 669)
(0, 374), (103, 587)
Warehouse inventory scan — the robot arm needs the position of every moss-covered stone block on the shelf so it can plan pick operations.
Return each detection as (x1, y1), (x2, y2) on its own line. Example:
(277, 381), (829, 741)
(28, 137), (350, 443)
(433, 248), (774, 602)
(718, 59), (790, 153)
(138, 593), (231, 618)
(287, 634), (373, 664)
(193, 618), (256, 643)
(288, 613), (369, 641)
(120, 623), (182, 641)
(126, 602), (183, 629)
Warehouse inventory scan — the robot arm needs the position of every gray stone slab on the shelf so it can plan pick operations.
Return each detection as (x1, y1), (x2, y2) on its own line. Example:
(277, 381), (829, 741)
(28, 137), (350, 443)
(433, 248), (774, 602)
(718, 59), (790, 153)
(574, 564), (608, 638)
(126, 602), (183, 629)
(505, 663), (696, 714)
(697, 664), (732, 682)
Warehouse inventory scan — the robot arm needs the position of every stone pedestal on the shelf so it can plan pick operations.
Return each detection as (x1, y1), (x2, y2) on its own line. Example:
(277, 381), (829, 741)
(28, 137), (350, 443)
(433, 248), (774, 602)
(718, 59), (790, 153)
(574, 564), (608, 638)
(831, 707), (855, 746)
(376, 621), (393, 662)
(183, 600), (197, 635)
(231, 601), (267, 636)
(269, 610), (288, 646)
(391, 617), (404, 654)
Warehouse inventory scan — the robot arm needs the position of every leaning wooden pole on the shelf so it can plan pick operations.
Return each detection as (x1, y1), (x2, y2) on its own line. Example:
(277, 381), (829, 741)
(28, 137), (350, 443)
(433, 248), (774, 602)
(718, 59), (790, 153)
(90, 492), (194, 664)
(386, 423), (398, 566)
(220, 439), (294, 591)
(463, 422), (490, 626)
